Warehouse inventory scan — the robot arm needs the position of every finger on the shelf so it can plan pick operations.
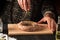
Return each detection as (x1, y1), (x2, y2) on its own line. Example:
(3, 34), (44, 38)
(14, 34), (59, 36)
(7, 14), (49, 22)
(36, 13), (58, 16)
(53, 21), (56, 31)
(51, 20), (54, 31)
(47, 19), (51, 29)
(51, 20), (56, 31)
(37, 18), (44, 23)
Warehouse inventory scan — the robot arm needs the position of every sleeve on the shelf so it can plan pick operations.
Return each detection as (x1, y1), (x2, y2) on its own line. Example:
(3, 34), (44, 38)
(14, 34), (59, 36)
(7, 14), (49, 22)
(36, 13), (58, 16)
(41, 0), (58, 23)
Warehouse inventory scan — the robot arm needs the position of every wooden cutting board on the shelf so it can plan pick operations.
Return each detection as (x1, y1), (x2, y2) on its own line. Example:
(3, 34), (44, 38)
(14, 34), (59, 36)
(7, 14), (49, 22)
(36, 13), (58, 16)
(8, 24), (53, 35)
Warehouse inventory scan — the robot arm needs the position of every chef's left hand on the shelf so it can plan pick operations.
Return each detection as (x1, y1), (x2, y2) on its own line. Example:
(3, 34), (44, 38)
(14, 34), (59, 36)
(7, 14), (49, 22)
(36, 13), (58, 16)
(38, 14), (56, 32)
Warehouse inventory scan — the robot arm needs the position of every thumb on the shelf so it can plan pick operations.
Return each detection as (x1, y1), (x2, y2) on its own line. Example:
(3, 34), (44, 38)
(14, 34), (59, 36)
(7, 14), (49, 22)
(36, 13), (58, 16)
(38, 18), (44, 23)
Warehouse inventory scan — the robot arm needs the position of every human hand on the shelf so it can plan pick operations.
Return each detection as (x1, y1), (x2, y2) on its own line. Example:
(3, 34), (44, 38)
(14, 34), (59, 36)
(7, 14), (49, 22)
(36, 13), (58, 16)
(38, 16), (56, 32)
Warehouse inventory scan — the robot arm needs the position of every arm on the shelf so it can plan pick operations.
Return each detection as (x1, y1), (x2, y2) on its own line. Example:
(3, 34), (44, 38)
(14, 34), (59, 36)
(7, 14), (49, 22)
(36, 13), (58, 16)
(41, 0), (58, 23)
(38, 0), (58, 32)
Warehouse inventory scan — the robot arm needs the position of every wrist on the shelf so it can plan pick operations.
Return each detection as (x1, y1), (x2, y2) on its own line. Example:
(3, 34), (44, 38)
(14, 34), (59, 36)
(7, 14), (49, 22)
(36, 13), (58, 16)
(44, 11), (55, 19)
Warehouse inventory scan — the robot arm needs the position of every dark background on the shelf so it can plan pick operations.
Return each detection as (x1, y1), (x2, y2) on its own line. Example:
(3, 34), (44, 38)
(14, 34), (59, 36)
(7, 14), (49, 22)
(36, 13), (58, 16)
(55, 0), (60, 15)
(0, 0), (60, 16)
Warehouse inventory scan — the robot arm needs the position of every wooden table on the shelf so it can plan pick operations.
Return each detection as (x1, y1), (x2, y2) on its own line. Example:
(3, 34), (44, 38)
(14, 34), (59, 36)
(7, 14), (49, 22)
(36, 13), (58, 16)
(8, 24), (53, 35)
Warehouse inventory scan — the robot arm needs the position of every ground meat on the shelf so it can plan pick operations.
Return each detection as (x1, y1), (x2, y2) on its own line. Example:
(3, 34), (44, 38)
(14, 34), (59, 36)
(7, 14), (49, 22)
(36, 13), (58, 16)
(18, 21), (45, 32)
